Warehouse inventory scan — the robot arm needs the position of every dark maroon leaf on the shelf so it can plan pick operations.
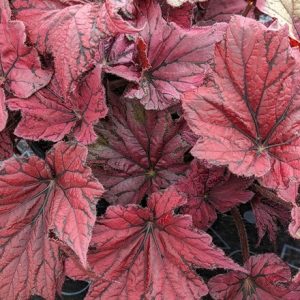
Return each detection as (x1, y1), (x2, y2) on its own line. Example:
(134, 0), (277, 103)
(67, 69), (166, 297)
(0, 127), (13, 160)
(88, 92), (190, 204)
(251, 195), (290, 245)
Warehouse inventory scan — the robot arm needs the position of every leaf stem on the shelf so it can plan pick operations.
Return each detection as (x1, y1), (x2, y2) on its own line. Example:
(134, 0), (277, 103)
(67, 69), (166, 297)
(231, 206), (250, 263)
(242, 1), (254, 17)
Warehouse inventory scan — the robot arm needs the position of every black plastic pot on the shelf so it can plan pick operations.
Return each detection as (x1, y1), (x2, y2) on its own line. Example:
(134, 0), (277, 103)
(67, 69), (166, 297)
(59, 278), (90, 300)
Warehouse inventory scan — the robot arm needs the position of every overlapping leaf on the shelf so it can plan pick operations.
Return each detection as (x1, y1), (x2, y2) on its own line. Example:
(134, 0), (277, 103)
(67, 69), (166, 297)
(103, 34), (140, 83)
(0, 142), (103, 299)
(208, 253), (293, 299)
(8, 66), (108, 144)
(11, 0), (139, 97)
(251, 195), (290, 245)
(159, 0), (194, 28)
(198, 0), (250, 24)
(0, 0), (52, 99)
(182, 16), (300, 201)
(175, 160), (253, 229)
(256, 0), (300, 41)
(166, 0), (206, 7)
(67, 187), (245, 299)
(125, 0), (226, 110)
(0, 0), (51, 132)
(88, 94), (190, 204)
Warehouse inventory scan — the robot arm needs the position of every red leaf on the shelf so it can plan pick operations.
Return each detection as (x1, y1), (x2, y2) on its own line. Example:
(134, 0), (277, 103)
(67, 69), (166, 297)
(182, 16), (300, 200)
(256, 0), (300, 42)
(286, 272), (300, 299)
(176, 160), (253, 229)
(251, 195), (290, 245)
(166, 0), (205, 6)
(0, 218), (64, 299)
(159, 1), (195, 28)
(277, 182), (299, 204)
(0, 88), (7, 131)
(0, 0), (52, 98)
(0, 142), (104, 299)
(208, 253), (292, 299)
(198, 0), (250, 24)
(12, 0), (139, 97)
(0, 127), (13, 160)
(88, 94), (190, 205)
(8, 66), (108, 144)
(67, 187), (245, 299)
(136, 37), (151, 70)
(125, 0), (226, 110)
(181, 126), (200, 145)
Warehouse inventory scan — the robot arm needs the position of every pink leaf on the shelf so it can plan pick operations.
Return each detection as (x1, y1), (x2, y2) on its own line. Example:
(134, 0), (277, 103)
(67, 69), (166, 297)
(256, 0), (300, 42)
(125, 0), (226, 110)
(0, 88), (7, 131)
(159, 0), (195, 28)
(0, 0), (52, 98)
(8, 66), (108, 144)
(88, 93), (190, 204)
(103, 34), (140, 83)
(208, 253), (292, 299)
(0, 142), (104, 299)
(182, 16), (300, 201)
(198, 0), (251, 24)
(286, 272), (300, 299)
(12, 0), (139, 97)
(176, 160), (253, 229)
(289, 205), (300, 239)
(68, 187), (245, 299)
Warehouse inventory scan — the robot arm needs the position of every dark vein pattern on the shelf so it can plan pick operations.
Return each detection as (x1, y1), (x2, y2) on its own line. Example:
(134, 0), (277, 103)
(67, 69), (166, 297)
(208, 253), (293, 299)
(182, 16), (300, 201)
(0, 1), (51, 98)
(176, 160), (253, 230)
(0, 142), (103, 299)
(11, 0), (138, 97)
(88, 94), (190, 205)
(125, 0), (226, 110)
(67, 187), (243, 300)
(8, 66), (108, 145)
